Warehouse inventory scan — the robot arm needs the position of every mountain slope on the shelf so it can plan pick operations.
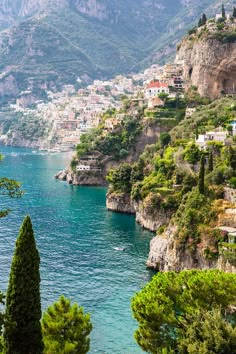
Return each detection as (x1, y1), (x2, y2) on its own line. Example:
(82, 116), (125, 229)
(0, 0), (234, 103)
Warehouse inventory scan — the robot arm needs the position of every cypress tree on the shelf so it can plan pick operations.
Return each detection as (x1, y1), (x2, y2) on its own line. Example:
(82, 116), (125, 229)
(198, 155), (205, 194)
(233, 7), (236, 18)
(4, 216), (43, 354)
(222, 3), (226, 19)
(202, 13), (207, 25)
(198, 18), (202, 27)
(208, 151), (213, 172)
(228, 146), (236, 170)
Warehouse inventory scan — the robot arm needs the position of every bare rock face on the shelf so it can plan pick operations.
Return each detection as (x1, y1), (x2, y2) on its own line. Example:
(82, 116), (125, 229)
(134, 201), (173, 232)
(176, 37), (236, 99)
(55, 169), (106, 186)
(147, 206), (236, 273)
(106, 191), (173, 232)
(73, 0), (108, 20)
(146, 236), (168, 270)
(106, 192), (135, 214)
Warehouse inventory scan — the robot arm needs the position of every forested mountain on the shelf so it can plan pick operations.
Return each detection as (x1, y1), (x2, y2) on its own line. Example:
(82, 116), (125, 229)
(0, 0), (234, 102)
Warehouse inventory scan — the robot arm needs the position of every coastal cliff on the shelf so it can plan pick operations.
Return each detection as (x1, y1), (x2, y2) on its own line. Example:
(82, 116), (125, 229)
(55, 168), (106, 186)
(176, 20), (236, 99)
(147, 194), (236, 273)
(106, 191), (173, 232)
(58, 116), (167, 186)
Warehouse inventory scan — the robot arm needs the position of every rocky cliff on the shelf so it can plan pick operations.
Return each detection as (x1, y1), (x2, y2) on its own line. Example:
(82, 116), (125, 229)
(176, 22), (236, 99)
(147, 198), (236, 273)
(106, 191), (173, 232)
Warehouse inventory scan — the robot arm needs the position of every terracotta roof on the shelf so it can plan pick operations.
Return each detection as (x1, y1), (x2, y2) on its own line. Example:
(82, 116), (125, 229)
(147, 81), (168, 89)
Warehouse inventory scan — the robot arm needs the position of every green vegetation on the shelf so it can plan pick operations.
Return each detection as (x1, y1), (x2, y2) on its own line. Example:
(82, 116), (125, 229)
(107, 95), (236, 265)
(132, 270), (236, 354)
(0, 111), (52, 143)
(171, 97), (236, 141)
(2, 215), (93, 353)
(76, 103), (144, 162)
(198, 154), (205, 194)
(178, 309), (236, 354)
(4, 216), (44, 354)
(42, 296), (92, 354)
(219, 243), (236, 266)
(0, 177), (23, 217)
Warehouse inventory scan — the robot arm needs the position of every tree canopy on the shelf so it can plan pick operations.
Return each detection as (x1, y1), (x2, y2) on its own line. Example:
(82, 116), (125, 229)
(42, 295), (92, 354)
(4, 216), (43, 354)
(0, 177), (23, 217)
(132, 270), (236, 354)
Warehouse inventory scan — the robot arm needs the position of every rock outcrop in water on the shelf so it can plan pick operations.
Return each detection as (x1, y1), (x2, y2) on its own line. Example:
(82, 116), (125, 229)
(106, 191), (173, 232)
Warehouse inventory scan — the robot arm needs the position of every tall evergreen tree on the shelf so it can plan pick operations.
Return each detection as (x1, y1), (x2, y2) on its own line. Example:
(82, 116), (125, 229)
(208, 150), (214, 172)
(202, 13), (207, 25)
(4, 216), (43, 354)
(228, 146), (236, 170)
(233, 7), (236, 18)
(222, 3), (226, 19)
(198, 18), (202, 27)
(42, 296), (92, 354)
(198, 155), (205, 194)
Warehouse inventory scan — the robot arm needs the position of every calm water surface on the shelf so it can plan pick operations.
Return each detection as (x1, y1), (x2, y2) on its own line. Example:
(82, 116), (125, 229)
(0, 146), (154, 353)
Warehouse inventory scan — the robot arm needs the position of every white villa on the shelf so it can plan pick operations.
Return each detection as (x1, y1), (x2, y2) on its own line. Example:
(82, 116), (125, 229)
(196, 128), (228, 149)
(145, 81), (169, 99)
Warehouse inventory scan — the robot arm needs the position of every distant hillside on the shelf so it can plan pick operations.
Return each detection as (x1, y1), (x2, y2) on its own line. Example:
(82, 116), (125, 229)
(0, 0), (234, 103)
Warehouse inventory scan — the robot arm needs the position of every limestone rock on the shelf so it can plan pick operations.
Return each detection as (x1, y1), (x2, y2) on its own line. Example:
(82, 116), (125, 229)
(176, 37), (236, 99)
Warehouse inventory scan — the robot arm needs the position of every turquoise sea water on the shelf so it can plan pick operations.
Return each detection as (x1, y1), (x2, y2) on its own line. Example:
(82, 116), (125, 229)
(0, 146), (154, 353)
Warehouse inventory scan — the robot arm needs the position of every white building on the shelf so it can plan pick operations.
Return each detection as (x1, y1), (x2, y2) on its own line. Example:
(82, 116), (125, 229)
(145, 81), (169, 98)
(76, 165), (91, 171)
(196, 129), (228, 149)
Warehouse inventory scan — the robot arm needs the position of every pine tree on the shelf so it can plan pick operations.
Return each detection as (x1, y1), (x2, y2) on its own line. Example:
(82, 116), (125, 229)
(198, 155), (205, 194)
(233, 7), (236, 18)
(222, 3), (226, 19)
(202, 13), (207, 25)
(198, 18), (202, 27)
(208, 151), (213, 172)
(42, 295), (92, 354)
(4, 216), (43, 354)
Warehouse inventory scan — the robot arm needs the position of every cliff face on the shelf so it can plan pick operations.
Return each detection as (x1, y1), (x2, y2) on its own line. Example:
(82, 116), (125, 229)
(176, 37), (236, 99)
(147, 199), (236, 273)
(106, 191), (173, 232)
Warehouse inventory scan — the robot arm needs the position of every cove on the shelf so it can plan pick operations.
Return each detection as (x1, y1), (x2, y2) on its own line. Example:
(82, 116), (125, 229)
(0, 146), (154, 353)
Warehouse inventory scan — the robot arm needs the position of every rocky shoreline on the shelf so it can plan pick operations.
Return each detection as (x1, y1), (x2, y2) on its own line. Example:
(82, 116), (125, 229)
(106, 189), (236, 273)
(55, 169), (107, 186)
(106, 191), (172, 232)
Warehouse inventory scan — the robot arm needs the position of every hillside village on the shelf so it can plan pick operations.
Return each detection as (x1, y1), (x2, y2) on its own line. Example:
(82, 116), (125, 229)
(0, 62), (185, 151)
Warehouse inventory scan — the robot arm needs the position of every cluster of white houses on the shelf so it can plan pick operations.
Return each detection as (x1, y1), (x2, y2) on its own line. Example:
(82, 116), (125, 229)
(195, 121), (236, 149)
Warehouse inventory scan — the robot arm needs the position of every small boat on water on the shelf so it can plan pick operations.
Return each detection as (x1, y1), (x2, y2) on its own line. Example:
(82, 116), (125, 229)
(113, 247), (126, 251)
(11, 153), (18, 157)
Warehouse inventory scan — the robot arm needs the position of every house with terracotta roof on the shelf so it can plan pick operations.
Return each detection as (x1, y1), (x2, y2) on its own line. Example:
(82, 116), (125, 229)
(145, 81), (169, 99)
(148, 97), (165, 109)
